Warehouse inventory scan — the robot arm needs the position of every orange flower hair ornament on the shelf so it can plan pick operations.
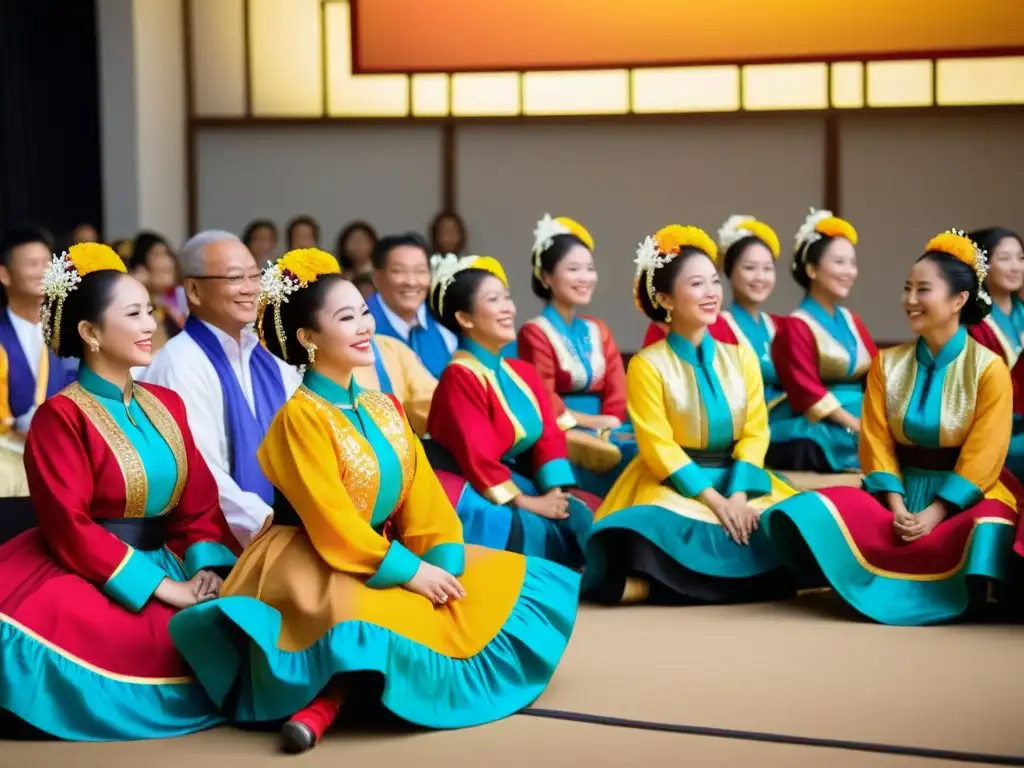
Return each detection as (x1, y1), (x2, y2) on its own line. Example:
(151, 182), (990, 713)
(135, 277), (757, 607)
(926, 229), (991, 305)
(792, 208), (858, 274)
(633, 225), (718, 311)
(430, 253), (509, 317)
(531, 213), (595, 280)
(717, 215), (781, 259)
(257, 248), (341, 362)
(41, 242), (127, 351)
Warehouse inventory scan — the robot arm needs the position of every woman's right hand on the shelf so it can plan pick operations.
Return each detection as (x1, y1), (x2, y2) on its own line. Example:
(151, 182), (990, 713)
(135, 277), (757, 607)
(515, 489), (571, 520)
(404, 561), (466, 606)
(154, 577), (201, 610)
(576, 413), (622, 432)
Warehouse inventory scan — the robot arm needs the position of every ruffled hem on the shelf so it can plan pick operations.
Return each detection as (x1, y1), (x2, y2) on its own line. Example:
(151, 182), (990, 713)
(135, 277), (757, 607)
(168, 556), (579, 728)
(0, 616), (223, 741)
(763, 492), (1016, 625)
(583, 504), (782, 588)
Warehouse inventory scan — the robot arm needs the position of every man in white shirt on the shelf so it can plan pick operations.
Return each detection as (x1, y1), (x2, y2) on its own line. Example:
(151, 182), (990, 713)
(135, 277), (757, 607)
(141, 231), (300, 545)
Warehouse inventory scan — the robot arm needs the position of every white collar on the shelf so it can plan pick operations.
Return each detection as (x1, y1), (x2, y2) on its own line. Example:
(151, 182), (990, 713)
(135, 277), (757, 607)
(376, 297), (429, 339)
(198, 318), (260, 354)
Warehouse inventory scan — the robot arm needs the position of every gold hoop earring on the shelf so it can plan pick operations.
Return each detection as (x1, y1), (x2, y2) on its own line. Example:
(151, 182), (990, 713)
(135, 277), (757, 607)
(665, 308), (672, 324)
(305, 343), (317, 366)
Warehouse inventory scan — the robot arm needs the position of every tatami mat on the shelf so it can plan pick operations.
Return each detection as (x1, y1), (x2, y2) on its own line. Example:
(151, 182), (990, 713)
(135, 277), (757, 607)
(786, 471), (864, 490)
(532, 599), (1024, 759)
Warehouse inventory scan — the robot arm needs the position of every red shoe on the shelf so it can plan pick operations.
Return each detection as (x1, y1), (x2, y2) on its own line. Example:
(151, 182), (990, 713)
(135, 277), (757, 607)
(281, 688), (343, 754)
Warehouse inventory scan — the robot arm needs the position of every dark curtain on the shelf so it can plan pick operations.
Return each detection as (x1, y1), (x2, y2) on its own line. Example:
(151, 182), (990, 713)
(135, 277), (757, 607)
(0, 0), (102, 242)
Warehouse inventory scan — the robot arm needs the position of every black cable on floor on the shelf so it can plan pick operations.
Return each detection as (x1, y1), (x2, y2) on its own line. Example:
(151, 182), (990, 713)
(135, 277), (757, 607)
(521, 708), (1024, 766)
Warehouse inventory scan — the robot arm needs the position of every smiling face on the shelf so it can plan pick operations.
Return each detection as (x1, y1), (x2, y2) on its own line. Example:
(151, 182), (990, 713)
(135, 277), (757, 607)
(546, 243), (597, 307)
(0, 240), (49, 302)
(986, 236), (1024, 294)
(458, 274), (517, 346)
(808, 237), (857, 301)
(902, 257), (967, 336)
(81, 274), (158, 368)
(374, 244), (431, 320)
(657, 252), (723, 330)
(730, 241), (776, 305)
(185, 239), (262, 334)
(299, 279), (377, 372)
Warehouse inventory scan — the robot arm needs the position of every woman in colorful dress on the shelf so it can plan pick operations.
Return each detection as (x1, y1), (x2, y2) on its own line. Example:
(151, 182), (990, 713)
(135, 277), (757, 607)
(582, 225), (796, 605)
(766, 208), (877, 473)
(517, 214), (635, 496)
(0, 244), (240, 740)
(762, 230), (1019, 625)
(424, 254), (595, 565)
(715, 215), (784, 409)
(168, 249), (579, 754)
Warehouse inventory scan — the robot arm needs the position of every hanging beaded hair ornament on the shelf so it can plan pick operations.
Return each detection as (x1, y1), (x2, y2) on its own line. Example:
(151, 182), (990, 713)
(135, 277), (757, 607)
(632, 225), (718, 311)
(40, 243), (127, 352)
(257, 248), (340, 362)
(792, 207), (858, 276)
(430, 253), (509, 317)
(925, 229), (991, 305)
(717, 215), (781, 258)
(531, 213), (595, 281)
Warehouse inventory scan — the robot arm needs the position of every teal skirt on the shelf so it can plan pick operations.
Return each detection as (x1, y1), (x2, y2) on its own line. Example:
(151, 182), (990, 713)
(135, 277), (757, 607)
(768, 382), (863, 472)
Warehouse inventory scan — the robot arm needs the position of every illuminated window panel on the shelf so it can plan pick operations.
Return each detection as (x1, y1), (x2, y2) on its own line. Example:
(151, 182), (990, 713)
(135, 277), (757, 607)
(830, 62), (864, 108)
(937, 57), (1024, 105)
(451, 73), (520, 117)
(248, 0), (322, 116)
(632, 67), (740, 113)
(189, 0), (246, 116)
(866, 60), (933, 108)
(324, 1), (408, 117)
(411, 74), (449, 117)
(742, 63), (827, 110)
(522, 70), (629, 115)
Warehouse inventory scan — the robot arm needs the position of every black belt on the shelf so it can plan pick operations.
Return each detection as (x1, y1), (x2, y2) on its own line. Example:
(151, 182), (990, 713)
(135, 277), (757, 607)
(98, 517), (167, 551)
(686, 446), (735, 469)
(895, 444), (960, 472)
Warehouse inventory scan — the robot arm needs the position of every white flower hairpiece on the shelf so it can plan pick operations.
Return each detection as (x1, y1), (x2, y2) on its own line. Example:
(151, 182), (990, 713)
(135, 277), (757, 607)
(40, 252), (83, 346)
(256, 260), (301, 361)
(794, 207), (832, 253)
(532, 213), (571, 257)
(430, 253), (477, 316)
(717, 215), (756, 252)
(634, 236), (673, 309)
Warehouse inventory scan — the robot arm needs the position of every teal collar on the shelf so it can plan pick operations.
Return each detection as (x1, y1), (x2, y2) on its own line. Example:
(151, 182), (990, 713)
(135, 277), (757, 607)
(916, 326), (966, 370)
(800, 294), (838, 319)
(460, 336), (503, 371)
(304, 369), (361, 407)
(543, 303), (581, 334)
(730, 303), (760, 325)
(667, 330), (715, 366)
(78, 365), (133, 404)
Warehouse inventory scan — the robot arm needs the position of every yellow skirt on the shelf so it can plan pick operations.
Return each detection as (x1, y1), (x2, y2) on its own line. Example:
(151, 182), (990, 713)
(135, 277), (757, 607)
(168, 525), (580, 727)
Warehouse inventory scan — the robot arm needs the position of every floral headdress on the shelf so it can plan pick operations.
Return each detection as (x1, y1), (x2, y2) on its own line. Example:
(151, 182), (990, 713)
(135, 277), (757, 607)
(717, 215), (780, 259)
(257, 248), (340, 362)
(633, 225), (718, 311)
(531, 214), (594, 281)
(792, 208), (858, 276)
(430, 253), (509, 317)
(925, 229), (991, 305)
(41, 243), (127, 351)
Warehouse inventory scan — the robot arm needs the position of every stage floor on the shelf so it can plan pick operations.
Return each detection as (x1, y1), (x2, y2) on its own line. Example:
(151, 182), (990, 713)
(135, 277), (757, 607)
(6, 594), (1022, 767)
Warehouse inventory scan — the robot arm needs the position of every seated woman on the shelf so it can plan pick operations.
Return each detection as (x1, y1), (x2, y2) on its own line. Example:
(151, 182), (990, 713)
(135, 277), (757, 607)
(716, 215), (784, 409)
(762, 230), (1019, 625)
(582, 225), (796, 606)
(0, 244), (239, 740)
(168, 250), (579, 753)
(767, 208), (877, 473)
(517, 214), (635, 496)
(425, 255), (595, 565)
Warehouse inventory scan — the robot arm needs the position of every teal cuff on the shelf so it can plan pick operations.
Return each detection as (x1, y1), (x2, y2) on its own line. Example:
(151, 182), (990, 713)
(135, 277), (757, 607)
(863, 471), (905, 497)
(725, 460), (772, 499)
(102, 549), (168, 613)
(421, 543), (466, 576)
(535, 458), (576, 491)
(667, 462), (713, 499)
(936, 473), (983, 511)
(183, 541), (238, 578)
(366, 541), (421, 589)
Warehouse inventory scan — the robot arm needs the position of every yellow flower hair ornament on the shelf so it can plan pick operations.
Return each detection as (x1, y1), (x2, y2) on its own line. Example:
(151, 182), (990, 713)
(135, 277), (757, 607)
(257, 248), (340, 362)
(717, 215), (780, 259)
(41, 243), (127, 351)
(531, 214), (594, 280)
(633, 225), (718, 311)
(926, 229), (991, 305)
(793, 207), (858, 273)
(431, 253), (509, 317)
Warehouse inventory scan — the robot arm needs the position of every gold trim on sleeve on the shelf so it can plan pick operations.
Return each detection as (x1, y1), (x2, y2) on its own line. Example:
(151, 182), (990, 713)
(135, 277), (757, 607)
(804, 392), (842, 423)
(484, 480), (522, 506)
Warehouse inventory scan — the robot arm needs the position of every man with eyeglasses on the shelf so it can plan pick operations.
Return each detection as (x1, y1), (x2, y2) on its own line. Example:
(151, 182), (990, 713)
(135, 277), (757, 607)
(141, 230), (299, 545)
